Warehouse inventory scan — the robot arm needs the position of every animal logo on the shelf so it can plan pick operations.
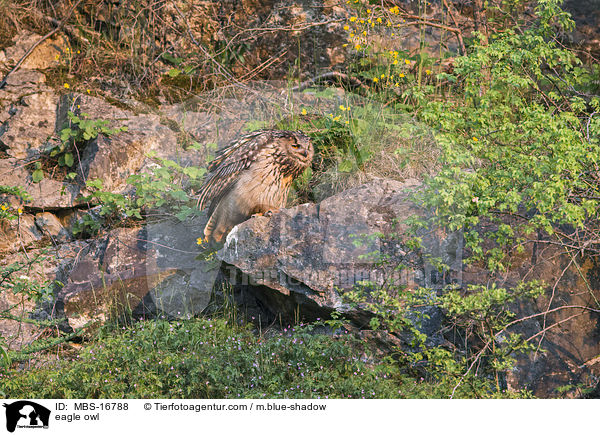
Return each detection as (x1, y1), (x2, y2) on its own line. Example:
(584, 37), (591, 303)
(3, 401), (50, 432)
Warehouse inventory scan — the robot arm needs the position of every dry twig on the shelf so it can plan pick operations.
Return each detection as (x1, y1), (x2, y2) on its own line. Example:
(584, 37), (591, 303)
(0, 0), (84, 89)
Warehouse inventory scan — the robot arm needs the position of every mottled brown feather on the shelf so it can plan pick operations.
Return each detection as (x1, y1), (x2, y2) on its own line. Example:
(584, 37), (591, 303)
(196, 129), (313, 242)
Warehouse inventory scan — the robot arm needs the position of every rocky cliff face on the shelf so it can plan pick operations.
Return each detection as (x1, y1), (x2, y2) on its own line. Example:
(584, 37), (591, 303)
(1, 1), (600, 398)
(0, 15), (350, 352)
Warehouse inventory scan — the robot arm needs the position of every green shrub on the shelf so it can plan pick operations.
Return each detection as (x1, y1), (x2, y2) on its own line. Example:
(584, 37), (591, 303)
(326, 0), (600, 397)
(0, 318), (524, 399)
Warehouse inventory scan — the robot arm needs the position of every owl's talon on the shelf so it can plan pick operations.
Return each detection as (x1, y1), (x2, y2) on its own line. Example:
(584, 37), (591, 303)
(251, 210), (274, 218)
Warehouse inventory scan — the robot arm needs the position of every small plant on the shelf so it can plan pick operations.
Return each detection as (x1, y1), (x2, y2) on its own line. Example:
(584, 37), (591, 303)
(71, 212), (102, 239)
(34, 111), (128, 183)
(76, 152), (206, 236)
(0, 185), (30, 221)
(0, 253), (55, 368)
(59, 111), (127, 166)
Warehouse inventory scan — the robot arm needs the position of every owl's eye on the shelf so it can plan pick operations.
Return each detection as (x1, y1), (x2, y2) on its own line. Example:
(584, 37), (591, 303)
(291, 142), (300, 149)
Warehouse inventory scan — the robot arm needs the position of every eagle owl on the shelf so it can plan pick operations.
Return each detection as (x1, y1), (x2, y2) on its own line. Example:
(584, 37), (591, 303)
(197, 129), (314, 243)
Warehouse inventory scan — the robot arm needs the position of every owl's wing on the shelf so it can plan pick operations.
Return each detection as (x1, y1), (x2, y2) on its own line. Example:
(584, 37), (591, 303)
(196, 130), (270, 210)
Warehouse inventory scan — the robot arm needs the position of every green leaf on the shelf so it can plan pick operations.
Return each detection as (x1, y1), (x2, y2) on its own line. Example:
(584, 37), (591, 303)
(60, 128), (73, 141)
(338, 160), (353, 173)
(0, 345), (10, 368)
(161, 53), (183, 65)
(168, 68), (181, 78)
(86, 179), (103, 190)
(169, 190), (189, 201)
(175, 208), (194, 221)
(64, 153), (75, 167)
(32, 169), (44, 183)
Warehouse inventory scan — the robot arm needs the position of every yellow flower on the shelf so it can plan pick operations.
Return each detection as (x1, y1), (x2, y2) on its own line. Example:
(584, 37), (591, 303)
(399, 73), (405, 78)
(345, 120), (349, 124)
(333, 115), (341, 122)
(392, 59), (398, 65)
(425, 69), (432, 75)
(376, 17), (382, 23)
(373, 77), (379, 83)
(0, 205), (6, 211)
(196, 237), (205, 246)
(343, 25), (350, 31)
(86, 89), (91, 94)
(301, 108), (307, 115)
(350, 16), (357, 22)
(17, 208), (22, 214)
(355, 44), (361, 50)
(472, 137), (479, 142)
(362, 30), (367, 36)
(367, 19), (372, 24)
(367, 9), (371, 13)
(339, 105), (346, 111)
(54, 54), (60, 61)
(405, 59), (411, 65)
(77, 50), (81, 54)
(342, 43), (348, 47)
(64, 83), (70, 89)
(77, 105), (80, 108)
(360, 19), (364, 24)
(380, 73), (385, 78)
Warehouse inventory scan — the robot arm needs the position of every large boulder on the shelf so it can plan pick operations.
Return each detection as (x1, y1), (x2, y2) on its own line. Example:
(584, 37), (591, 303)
(0, 159), (79, 210)
(0, 91), (59, 159)
(0, 31), (68, 71)
(218, 178), (461, 328)
(58, 218), (215, 330)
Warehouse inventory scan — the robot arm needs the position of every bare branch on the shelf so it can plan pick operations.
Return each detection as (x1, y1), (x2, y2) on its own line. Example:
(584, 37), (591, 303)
(0, 0), (85, 89)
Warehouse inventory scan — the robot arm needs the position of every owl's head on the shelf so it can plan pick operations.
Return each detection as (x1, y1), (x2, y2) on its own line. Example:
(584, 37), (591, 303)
(273, 130), (314, 169)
